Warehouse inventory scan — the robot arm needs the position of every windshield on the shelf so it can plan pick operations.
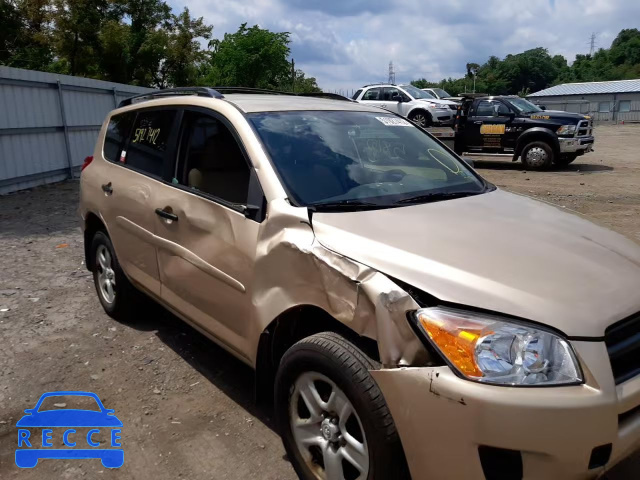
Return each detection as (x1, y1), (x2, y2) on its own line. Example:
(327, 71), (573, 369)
(432, 88), (451, 98)
(507, 97), (542, 114)
(399, 85), (434, 99)
(248, 111), (487, 208)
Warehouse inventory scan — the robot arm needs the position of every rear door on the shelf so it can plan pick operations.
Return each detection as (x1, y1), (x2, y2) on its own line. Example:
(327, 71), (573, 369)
(98, 108), (180, 296)
(152, 108), (264, 358)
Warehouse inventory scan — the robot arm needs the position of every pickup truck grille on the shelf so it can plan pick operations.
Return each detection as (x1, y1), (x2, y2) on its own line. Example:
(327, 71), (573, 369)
(577, 119), (592, 137)
(605, 312), (640, 385)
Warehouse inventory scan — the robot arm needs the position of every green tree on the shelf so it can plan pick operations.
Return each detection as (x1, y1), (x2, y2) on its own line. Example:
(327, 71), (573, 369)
(1, 0), (54, 70)
(160, 7), (212, 87)
(203, 23), (291, 89)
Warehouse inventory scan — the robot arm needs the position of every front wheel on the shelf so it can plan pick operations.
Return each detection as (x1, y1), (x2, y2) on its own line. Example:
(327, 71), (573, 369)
(409, 110), (432, 128)
(275, 332), (409, 480)
(520, 141), (554, 170)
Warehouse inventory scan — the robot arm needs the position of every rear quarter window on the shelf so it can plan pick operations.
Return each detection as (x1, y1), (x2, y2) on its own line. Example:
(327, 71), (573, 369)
(103, 112), (135, 163)
(125, 109), (177, 177)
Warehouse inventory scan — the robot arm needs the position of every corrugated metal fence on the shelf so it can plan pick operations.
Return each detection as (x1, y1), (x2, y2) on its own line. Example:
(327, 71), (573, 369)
(529, 95), (640, 123)
(0, 66), (154, 194)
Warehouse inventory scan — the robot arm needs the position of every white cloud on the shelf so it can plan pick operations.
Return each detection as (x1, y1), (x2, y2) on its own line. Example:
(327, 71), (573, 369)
(170, 0), (640, 91)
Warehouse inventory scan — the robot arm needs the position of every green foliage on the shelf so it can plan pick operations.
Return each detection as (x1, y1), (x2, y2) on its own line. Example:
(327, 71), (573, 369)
(412, 30), (640, 96)
(1, 1), (318, 91)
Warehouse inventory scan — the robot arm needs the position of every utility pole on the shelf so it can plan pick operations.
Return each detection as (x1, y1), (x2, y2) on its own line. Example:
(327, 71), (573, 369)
(589, 33), (597, 56)
(291, 58), (295, 93)
(388, 61), (395, 84)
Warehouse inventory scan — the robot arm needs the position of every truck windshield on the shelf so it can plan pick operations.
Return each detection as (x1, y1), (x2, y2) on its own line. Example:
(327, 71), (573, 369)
(248, 111), (488, 209)
(399, 85), (435, 99)
(508, 98), (542, 114)
(432, 88), (451, 98)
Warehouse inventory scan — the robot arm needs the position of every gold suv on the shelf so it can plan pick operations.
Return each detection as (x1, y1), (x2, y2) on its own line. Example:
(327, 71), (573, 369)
(79, 87), (640, 479)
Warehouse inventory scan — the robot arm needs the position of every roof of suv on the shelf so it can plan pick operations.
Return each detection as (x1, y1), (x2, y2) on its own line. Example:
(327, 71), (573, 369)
(223, 94), (382, 113)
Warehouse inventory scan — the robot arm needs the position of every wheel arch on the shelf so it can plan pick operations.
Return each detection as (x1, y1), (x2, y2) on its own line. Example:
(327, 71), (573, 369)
(514, 128), (559, 161)
(254, 304), (380, 406)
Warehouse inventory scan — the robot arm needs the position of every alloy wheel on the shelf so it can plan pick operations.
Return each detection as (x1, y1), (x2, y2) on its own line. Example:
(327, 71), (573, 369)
(96, 244), (116, 304)
(290, 372), (369, 480)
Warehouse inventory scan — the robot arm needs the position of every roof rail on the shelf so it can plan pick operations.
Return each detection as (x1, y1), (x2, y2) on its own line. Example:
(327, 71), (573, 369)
(457, 92), (490, 98)
(213, 86), (294, 96)
(297, 92), (355, 102)
(118, 87), (223, 108)
(362, 82), (394, 88)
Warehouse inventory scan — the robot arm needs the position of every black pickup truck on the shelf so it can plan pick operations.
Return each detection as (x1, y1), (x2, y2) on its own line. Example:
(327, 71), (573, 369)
(452, 94), (594, 170)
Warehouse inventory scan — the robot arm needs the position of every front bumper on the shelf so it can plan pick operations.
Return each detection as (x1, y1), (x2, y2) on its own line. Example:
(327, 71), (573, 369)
(559, 135), (595, 154)
(434, 109), (455, 125)
(372, 341), (640, 479)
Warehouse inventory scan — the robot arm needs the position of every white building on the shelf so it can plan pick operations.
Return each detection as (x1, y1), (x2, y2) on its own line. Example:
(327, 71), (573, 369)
(528, 79), (640, 123)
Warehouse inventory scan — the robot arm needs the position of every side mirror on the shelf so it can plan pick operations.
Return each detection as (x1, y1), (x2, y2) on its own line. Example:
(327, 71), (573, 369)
(24, 409), (34, 414)
(499, 111), (515, 119)
(462, 157), (474, 168)
(540, 105), (547, 111)
(391, 95), (403, 102)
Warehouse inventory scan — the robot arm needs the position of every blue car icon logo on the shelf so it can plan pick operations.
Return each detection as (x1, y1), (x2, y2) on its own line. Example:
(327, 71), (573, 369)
(16, 391), (123, 468)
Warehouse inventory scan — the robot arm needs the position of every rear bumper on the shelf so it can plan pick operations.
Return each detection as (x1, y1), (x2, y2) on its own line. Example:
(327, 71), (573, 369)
(372, 341), (640, 479)
(559, 135), (594, 154)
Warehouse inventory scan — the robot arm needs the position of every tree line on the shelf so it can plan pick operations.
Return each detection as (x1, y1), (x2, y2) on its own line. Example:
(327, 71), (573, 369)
(0, 0), (321, 92)
(411, 28), (640, 96)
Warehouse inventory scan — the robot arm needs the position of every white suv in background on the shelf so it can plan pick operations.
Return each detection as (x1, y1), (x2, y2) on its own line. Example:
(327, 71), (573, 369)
(353, 83), (458, 127)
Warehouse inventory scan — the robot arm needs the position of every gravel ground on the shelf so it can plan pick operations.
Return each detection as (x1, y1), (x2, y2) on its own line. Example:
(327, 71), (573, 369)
(0, 124), (639, 478)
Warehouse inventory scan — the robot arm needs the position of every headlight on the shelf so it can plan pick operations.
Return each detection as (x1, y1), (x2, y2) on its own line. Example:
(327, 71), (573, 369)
(424, 102), (440, 108)
(413, 307), (583, 386)
(557, 124), (576, 136)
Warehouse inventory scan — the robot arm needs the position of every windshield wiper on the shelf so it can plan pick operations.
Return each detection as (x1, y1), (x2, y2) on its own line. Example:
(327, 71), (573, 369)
(395, 191), (481, 205)
(308, 199), (389, 211)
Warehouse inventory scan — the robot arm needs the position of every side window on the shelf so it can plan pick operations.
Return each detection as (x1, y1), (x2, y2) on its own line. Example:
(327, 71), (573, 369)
(475, 101), (494, 116)
(598, 102), (610, 113)
(495, 102), (511, 114)
(362, 88), (380, 100)
(352, 89), (363, 100)
(103, 112), (135, 163)
(383, 87), (407, 101)
(178, 113), (250, 205)
(126, 110), (176, 177)
(619, 100), (631, 113)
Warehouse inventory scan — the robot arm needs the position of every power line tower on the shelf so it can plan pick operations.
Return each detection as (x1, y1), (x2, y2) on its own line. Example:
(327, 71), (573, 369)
(388, 61), (395, 84)
(589, 33), (597, 56)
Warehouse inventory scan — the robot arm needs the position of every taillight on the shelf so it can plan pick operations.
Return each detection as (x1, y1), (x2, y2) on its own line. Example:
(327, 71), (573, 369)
(81, 156), (94, 172)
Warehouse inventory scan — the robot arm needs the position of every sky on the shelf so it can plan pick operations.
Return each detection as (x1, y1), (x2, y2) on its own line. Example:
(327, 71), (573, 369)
(169, 0), (640, 93)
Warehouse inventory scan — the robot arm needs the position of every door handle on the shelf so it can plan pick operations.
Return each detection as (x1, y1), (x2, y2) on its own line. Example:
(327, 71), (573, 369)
(474, 121), (483, 125)
(155, 208), (178, 222)
(101, 182), (113, 194)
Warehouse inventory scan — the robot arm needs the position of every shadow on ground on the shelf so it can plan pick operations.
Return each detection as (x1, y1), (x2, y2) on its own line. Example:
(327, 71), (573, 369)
(473, 160), (613, 173)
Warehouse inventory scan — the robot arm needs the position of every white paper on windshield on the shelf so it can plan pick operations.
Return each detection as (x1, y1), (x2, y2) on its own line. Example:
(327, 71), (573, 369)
(375, 116), (412, 127)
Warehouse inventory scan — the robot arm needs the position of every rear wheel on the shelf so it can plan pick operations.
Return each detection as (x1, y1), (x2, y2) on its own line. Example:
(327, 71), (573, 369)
(91, 230), (138, 321)
(554, 153), (578, 167)
(409, 110), (431, 128)
(521, 141), (554, 170)
(275, 332), (409, 480)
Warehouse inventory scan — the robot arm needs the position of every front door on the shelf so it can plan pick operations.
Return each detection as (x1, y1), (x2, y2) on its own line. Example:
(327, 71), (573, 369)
(466, 100), (512, 151)
(153, 109), (263, 359)
(99, 108), (179, 297)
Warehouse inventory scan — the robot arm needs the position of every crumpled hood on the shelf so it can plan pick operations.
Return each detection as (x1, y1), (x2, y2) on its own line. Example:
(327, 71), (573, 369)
(312, 189), (640, 337)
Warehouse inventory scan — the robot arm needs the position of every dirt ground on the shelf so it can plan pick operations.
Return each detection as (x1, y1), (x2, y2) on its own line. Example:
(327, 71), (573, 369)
(0, 124), (639, 479)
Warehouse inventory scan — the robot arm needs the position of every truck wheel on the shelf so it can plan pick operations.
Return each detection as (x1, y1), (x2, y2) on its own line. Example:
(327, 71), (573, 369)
(91, 230), (139, 321)
(409, 110), (431, 128)
(554, 153), (578, 167)
(521, 141), (554, 170)
(275, 332), (409, 480)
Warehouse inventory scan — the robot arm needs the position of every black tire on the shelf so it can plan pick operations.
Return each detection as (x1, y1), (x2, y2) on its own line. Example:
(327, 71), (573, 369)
(554, 153), (578, 167)
(90, 230), (138, 321)
(520, 141), (554, 170)
(409, 110), (432, 128)
(275, 332), (409, 480)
